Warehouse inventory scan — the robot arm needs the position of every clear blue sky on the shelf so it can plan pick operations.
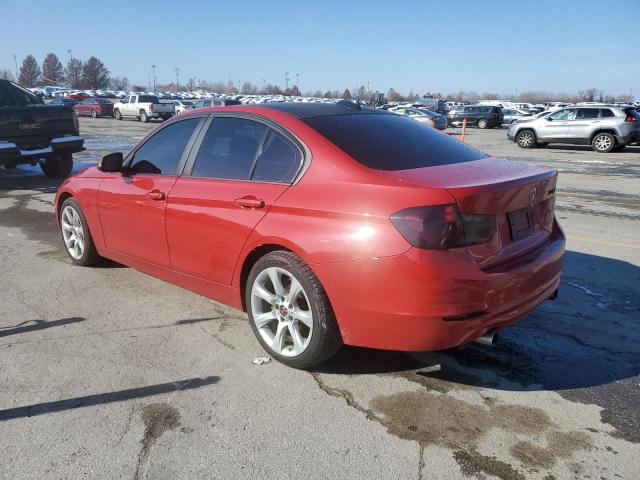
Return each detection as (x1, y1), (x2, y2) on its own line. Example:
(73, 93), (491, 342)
(1, 0), (638, 97)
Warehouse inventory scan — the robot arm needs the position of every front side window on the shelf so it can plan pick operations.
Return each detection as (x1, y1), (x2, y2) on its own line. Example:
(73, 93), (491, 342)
(191, 117), (267, 180)
(129, 118), (201, 175)
(600, 109), (615, 118)
(549, 109), (576, 121)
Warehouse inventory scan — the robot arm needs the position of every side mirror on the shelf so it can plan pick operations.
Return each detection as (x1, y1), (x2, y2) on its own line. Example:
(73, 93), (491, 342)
(98, 152), (123, 172)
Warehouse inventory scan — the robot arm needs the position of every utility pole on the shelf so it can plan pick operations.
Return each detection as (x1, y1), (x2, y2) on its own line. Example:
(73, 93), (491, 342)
(285, 72), (290, 91)
(151, 65), (157, 92)
(148, 73), (151, 91)
(175, 68), (179, 87)
(13, 54), (18, 83)
(296, 73), (299, 90)
(515, 88), (518, 102)
(67, 49), (76, 88)
(261, 78), (265, 93)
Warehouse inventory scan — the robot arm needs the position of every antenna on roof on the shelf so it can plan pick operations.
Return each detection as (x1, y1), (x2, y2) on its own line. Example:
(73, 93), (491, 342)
(336, 99), (362, 111)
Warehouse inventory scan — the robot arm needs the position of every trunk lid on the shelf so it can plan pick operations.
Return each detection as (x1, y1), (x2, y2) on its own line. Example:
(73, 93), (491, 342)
(385, 157), (557, 269)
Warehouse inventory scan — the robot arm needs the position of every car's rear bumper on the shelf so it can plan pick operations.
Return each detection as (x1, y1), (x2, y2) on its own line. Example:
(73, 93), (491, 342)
(0, 135), (84, 165)
(314, 219), (565, 351)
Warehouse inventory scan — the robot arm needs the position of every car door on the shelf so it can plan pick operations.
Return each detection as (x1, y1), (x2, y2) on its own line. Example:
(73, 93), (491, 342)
(166, 115), (303, 284)
(125, 95), (137, 116)
(567, 108), (600, 141)
(537, 108), (576, 141)
(97, 116), (204, 266)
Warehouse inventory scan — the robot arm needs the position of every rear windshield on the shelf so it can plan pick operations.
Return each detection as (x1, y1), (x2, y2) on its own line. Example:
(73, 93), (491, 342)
(138, 95), (159, 103)
(624, 108), (640, 118)
(304, 113), (486, 171)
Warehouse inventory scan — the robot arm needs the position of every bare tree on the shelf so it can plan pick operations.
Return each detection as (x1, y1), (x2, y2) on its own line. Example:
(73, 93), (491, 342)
(578, 88), (605, 103)
(386, 88), (399, 102)
(65, 58), (83, 89)
(18, 55), (41, 87)
(342, 89), (352, 100)
(241, 81), (257, 94)
(42, 53), (64, 84)
(82, 56), (110, 89)
(0, 69), (15, 81)
(111, 76), (129, 91)
(290, 85), (301, 96)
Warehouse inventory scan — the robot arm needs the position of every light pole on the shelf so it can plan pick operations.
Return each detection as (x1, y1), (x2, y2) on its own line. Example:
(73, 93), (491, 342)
(67, 49), (77, 88)
(261, 78), (265, 93)
(151, 65), (157, 92)
(13, 54), (18, 82)
(175, 68), (179, 88)
(296, 73), (299, 90)
(285, 72), (290, 91)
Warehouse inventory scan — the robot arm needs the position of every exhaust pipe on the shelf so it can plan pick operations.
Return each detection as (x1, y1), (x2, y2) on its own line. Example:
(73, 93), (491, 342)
(474, 329), (499, 346)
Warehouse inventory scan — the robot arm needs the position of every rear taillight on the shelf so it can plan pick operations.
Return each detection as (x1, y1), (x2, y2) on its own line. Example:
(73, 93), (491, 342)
(149, 104), (154, 112)
(624, 115), (637, 122)
(390, 204), (495, 250)
(428, 116), (436, 121)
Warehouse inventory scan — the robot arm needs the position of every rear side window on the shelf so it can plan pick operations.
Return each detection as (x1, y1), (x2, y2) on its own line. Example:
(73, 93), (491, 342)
(252, 132), (301, 183)
(130, 118), (200, 175)
(191, 117), (267, 179)
(576, 108), (599, 119)
(600, 109), (615, 118)
(303, 114), (486, 171)
(138, 95), (158, 103)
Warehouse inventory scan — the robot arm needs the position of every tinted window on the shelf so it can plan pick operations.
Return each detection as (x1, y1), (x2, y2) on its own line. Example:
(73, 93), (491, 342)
(600, 109), (615, 118)
(130, 118), (200, 175)
(191, 117), (267, 179)
(138, 95), (159, 103)
(576, 108), (599, 119)
(303, 113), (486, 171)
(252, 132), (301, 183)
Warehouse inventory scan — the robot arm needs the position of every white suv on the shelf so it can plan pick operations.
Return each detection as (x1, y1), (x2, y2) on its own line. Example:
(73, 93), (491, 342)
(508, 105), (640, 152)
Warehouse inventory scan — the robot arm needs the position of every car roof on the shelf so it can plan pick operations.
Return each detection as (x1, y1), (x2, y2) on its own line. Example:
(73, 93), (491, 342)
(256, 101), (390, 119)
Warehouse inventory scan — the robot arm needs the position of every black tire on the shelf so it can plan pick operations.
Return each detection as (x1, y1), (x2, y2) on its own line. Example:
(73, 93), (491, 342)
(591, 132), (615, 153)
(515, 129), (537, 149)
(59, 197), (100, 266)
(114, 109), (122, 120)
(140, 110), (148, 123)
(477, 118), (488, 129)
(91, 108), (97, 118)
(246, 250), (342, 369)
(40, 154), (73, 178)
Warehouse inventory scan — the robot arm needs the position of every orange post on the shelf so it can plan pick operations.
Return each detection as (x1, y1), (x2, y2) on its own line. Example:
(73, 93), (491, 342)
(460, 117), (467, 142)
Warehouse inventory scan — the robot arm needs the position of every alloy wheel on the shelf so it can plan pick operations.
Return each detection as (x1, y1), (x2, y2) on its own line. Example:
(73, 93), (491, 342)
(594, 135), (612, 151)
(61, 205), (85, 260)
(250, 267), (313, 357)
(518, 131), (534, 147)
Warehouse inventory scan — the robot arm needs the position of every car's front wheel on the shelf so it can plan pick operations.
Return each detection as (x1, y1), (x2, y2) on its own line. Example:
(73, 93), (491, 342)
(515, 129), (537, 149)
(59, 198), (100, 266)
(246, 251), (342, 369)
(477, 118), (488, 129)
(592, 133), (615, 153)
(114, 109), (122, 120)
(40, 154), (73, 178)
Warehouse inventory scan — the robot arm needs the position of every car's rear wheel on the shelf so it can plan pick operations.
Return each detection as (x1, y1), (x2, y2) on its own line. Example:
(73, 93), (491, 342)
(246, 251), (342, 369)
(140, 110), (148, 123)
(114, 109), (122, 120)
(40, 154), (73, 178)
(592, 133), (615, 153)
(91, 108), (97, 118)
(59, 198), (100, 266)
(477, 118), (488, 129)
(515, 130), (536, 149)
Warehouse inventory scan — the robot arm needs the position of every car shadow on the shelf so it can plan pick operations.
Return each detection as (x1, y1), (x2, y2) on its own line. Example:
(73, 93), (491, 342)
(313, 250), (640, 393)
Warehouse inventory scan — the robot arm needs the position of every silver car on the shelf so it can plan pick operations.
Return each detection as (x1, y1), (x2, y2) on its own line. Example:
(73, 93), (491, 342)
(502, 108), (532, 125)
(508, 105), (640, 152)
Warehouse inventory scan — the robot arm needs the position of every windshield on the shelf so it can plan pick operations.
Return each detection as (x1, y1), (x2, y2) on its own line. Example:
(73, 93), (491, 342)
(303, 113), (486, 171)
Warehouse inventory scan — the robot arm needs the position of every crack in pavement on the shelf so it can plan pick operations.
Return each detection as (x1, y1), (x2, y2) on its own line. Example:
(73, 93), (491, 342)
(133, 403), (180, 480)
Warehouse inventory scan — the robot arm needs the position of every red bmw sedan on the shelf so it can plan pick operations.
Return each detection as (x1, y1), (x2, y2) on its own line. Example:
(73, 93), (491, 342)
(54, 102), (565, 368)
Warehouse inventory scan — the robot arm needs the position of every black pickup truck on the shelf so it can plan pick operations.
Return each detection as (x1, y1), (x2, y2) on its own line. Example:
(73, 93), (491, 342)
(0, 79), (84, 178)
